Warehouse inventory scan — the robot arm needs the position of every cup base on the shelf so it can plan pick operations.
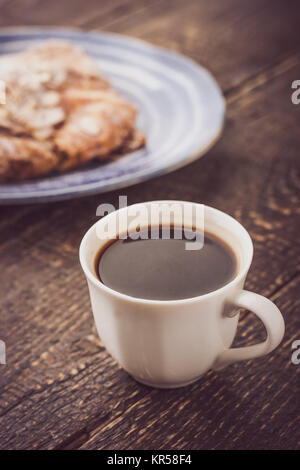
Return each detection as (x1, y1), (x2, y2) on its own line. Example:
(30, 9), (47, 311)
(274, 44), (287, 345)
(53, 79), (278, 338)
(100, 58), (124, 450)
(132, 375), (203, 389)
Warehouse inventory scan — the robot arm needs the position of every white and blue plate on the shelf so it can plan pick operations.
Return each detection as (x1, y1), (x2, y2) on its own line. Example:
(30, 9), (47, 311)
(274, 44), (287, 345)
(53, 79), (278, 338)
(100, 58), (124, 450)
(0, 28), (225, 203)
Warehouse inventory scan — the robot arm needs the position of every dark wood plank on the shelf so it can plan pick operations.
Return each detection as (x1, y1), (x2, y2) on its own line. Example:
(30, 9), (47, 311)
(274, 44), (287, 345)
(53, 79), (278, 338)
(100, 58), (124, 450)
(96, 0), (300, 92)
(0, 54), (299, 450)
(0, 0), (300, 450)
(0, 0), (160, 28)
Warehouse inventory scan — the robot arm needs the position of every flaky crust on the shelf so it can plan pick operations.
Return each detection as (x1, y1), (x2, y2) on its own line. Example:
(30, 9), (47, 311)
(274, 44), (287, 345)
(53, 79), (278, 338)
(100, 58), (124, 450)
(0, 136), (58, 181)
(0, 41), (145, 181)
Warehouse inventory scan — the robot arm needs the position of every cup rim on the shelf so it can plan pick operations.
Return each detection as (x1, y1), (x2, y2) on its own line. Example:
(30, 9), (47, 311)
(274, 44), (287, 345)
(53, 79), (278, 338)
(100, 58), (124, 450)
(79, 201), (253, 305)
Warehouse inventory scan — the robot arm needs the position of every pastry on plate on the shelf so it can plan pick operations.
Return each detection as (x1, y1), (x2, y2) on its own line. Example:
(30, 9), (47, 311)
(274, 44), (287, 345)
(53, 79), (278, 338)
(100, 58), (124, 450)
(0, 41), (145, 181)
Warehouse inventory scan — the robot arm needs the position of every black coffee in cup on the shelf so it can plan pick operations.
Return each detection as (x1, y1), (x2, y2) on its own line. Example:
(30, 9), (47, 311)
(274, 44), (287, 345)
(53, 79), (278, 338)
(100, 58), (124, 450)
(95, 226), (237, 301)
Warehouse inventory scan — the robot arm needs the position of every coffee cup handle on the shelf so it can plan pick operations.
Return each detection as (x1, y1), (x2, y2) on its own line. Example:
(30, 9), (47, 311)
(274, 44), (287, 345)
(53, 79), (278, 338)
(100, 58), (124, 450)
(213, 290), (285, 370)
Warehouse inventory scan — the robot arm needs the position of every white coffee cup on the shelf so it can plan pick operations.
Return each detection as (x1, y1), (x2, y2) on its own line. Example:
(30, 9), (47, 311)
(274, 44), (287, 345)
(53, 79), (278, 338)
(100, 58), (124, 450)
(79, 201), (285, 388)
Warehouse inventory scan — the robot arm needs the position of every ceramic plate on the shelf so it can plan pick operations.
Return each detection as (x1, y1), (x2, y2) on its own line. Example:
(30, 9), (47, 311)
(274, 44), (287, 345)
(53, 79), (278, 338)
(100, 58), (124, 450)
(0, 28), (225, 203)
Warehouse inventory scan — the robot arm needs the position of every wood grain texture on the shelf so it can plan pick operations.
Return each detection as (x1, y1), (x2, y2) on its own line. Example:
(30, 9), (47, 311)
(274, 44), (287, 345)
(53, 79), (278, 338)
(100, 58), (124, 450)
(0, 0), (299, 450)
(0, 0), (161, 28)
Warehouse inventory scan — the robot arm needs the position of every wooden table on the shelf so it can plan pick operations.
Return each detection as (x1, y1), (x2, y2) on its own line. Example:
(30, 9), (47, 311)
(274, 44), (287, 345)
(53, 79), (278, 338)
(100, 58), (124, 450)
(0, 0), (299, 451)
